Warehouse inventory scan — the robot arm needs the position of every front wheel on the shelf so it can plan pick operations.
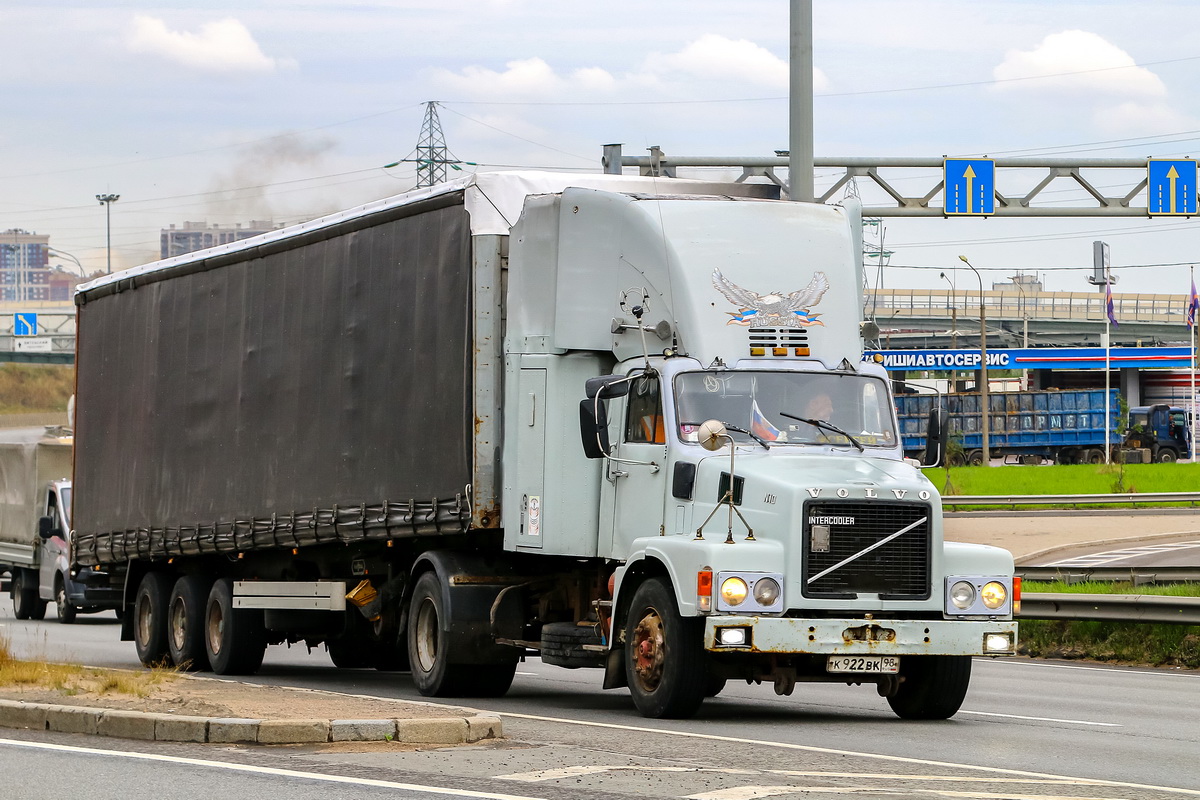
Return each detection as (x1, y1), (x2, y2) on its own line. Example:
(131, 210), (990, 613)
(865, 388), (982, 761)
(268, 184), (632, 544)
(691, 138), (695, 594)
(624, 577), (707, 719)
(886, 655), (972, 720)
(1157, 448), (1178, 463)
(55, 576), (77, 624)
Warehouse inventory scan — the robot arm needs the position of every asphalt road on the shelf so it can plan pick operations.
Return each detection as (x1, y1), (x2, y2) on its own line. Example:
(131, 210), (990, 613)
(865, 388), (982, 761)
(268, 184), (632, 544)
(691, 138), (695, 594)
(1, 602), (1198, 800)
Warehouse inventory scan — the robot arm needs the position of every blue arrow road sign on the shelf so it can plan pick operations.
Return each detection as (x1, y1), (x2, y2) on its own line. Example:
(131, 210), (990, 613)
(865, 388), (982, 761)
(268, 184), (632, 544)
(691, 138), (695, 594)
(944, 158), (995, 215)
(1147, 159), (1198, 216)
(13, 313), (37, 336)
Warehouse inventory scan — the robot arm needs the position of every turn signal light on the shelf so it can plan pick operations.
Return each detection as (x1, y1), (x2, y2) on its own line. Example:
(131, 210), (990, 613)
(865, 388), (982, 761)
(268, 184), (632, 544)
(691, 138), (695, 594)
(1013, 576), (1022, 614)
(697, 568), (713, 612)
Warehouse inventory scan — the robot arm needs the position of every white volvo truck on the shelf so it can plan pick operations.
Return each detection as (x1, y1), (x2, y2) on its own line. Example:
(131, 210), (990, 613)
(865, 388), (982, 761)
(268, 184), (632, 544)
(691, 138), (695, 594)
(71, 172), (1017, 719)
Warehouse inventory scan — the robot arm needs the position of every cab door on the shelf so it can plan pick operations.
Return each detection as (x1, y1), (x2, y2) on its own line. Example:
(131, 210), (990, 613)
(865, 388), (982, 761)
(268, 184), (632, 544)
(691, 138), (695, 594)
(37, 485), (68, 601)
(600, 373), (668, 559)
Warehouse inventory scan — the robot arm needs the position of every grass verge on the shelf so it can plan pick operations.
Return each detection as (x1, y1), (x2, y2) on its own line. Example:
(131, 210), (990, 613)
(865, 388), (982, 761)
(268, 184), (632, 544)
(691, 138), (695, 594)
(0, 633), (176, 698)
(1019, 580), (1200, 668)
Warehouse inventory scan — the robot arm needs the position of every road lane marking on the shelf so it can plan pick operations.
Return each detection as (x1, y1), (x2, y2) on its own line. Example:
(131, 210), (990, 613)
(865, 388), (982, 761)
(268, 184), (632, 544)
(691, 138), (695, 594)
(691, 788), (1138, 800)
(956, 710), (1120, 726)
(769, 771), (1107, 785)
(497, 765), (757, 782)
(982, 659), (1200, 680)
(485, 710), (1200, 796)
(0, 738), (543, 800)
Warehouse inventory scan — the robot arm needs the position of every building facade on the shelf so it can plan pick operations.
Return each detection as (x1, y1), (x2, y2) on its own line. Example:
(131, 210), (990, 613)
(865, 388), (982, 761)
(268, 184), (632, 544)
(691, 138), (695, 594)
(161, 221), (282, 259)
(1, 229), (54, 303)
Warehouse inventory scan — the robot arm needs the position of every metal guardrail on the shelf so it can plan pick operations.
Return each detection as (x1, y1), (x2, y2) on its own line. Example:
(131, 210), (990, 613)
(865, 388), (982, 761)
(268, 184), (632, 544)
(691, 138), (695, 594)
(943, 492), (1200, 509)
(1018, 566), (1200, 584)
(1019, 592), (1200, 624)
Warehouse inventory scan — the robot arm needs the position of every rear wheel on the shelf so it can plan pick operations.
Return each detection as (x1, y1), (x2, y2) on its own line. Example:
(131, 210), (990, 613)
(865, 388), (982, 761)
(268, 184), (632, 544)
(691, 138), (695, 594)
(134, 571), (174, 666)
(966, 450), (984, 466)
(1086, 448), (1105, 464)
(54, 575), (77, 624)
(204, 578), (266, 675)
(167, 575), (212, 670)
(624, 577), (706, 719)
(11, 570), (46, 621)
(886, 655), (972, 720)
(407, 571), (516, 697)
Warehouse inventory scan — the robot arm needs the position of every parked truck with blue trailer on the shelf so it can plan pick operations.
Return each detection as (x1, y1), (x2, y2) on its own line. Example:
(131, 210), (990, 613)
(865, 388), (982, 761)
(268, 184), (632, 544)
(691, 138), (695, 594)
(894, 389), (1190, 465)
(71, 171), (1018, 720)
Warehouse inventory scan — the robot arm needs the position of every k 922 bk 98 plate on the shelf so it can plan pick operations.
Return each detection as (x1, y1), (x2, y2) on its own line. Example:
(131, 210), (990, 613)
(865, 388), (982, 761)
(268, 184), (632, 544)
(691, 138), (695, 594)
(826, 655), (900, 673)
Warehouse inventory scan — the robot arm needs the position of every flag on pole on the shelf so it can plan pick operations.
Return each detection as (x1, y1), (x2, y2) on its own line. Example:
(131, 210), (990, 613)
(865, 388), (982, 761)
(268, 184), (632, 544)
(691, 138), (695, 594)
(1188, 276), (1199, 328)
(1105, 282), (1118, 327)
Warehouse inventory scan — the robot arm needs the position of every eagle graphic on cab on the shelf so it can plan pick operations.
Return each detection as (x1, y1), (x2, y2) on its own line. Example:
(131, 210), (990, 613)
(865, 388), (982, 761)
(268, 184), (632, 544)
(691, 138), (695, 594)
(712, 268), (830, 327)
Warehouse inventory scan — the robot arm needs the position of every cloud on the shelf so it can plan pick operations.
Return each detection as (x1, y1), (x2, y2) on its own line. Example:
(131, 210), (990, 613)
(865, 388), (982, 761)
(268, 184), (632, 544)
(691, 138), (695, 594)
(426, 34), (815, 102)
(643, 34), (827, 91)
(992, 30), (1164, 99)
(127, 15), (290, 74)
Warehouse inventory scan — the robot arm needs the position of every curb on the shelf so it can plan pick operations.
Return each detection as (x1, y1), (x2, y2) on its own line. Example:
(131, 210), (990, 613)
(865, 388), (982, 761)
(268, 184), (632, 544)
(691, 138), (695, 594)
(0, 699), (502, 745)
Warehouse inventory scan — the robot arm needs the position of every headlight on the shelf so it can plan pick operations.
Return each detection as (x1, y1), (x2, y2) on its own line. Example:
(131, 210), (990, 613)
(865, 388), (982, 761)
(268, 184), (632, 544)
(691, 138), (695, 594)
(981, 581), (1008, 609)
(950, 580), (976, 609)
(753, 577), (781, 606)
(719, 577), (748, 606)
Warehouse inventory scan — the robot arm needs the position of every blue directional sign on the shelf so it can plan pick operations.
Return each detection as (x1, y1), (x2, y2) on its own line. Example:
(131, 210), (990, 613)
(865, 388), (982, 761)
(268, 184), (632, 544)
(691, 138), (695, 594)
(13, 313), (37, 336)
(944, 158), (995, 215)
(1147, 159), (1198, 216)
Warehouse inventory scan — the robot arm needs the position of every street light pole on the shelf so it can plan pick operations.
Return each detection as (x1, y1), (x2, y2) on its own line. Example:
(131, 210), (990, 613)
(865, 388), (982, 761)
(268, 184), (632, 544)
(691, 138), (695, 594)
(96, 193), (119, 274)
(959, 256), (990, 467)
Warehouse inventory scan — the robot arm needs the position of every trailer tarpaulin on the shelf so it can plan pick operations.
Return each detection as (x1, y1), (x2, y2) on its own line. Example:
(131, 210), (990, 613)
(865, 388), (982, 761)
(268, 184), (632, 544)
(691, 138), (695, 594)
(73, 198), (473, 565)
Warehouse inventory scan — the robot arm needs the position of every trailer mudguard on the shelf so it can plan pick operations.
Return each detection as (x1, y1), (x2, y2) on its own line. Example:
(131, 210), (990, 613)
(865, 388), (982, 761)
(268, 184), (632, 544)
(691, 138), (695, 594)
(410, 550), (525, 664)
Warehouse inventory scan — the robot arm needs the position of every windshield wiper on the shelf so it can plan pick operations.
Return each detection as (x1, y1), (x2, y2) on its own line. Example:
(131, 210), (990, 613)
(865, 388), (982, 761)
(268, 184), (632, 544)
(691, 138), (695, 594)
(679, 421), (771, 450)
(779, 412), (864, 452)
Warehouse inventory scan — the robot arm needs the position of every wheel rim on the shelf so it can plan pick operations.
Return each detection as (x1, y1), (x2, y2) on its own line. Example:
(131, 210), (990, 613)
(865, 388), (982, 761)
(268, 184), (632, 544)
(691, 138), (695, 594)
(56, 585), (65, 611)
(206, 601), (225, 656)
(136, 597), (153, 647)
(414, 596), (439, 673)
(631, 607), (666, 692)
(169, 597), (187, 651)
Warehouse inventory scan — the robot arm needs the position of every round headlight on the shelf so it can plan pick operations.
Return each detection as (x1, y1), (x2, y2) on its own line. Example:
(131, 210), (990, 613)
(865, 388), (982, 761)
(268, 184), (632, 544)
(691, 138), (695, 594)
(720, 577), (748, 606)
(950, 580), (976, 609)
(981, 581), (1008, 609)
(752, 577), (780, 606)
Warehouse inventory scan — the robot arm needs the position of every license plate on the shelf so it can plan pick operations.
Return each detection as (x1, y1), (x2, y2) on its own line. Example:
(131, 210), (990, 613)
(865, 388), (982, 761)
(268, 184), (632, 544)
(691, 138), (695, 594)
(826, 655), (899, 674)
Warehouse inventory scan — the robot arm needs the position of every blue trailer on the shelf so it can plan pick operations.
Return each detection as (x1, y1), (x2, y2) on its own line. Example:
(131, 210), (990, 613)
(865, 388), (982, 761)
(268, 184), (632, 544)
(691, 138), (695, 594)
(894, 388), (1124, 466)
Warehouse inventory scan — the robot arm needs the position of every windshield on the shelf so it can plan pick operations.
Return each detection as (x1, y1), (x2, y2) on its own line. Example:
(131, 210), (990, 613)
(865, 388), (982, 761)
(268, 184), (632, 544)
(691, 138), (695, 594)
(674, 371), (897, 449)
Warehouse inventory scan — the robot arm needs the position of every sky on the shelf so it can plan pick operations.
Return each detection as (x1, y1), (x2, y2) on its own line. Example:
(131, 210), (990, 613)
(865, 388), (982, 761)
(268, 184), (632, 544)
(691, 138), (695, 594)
(3, 0), (1200, 296)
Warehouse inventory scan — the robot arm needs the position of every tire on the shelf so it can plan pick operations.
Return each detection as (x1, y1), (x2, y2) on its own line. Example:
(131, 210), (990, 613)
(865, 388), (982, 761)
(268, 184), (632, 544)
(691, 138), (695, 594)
(886, 655), (972, 720)
(167, 575), (212, 671)
(1086, 448), (1104, 464)
(328, 635), (374, 669)
(134, 571), (174, 667)
(54, 575), (77, 624)
(407, 571), (517, 697)
(947, 452), (966, 468)
(11, 570), (46, 621)
(704, 674), (728, 698)
(623, 577), (707, 719)
(966, 450), (984, 467)
(204, 578), (266, 675)
(1157, 448), (1178, 463)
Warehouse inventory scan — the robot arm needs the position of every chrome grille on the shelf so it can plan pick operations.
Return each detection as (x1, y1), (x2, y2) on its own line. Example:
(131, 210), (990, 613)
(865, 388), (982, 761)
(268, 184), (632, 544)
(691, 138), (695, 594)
(802, 501), (931, 599)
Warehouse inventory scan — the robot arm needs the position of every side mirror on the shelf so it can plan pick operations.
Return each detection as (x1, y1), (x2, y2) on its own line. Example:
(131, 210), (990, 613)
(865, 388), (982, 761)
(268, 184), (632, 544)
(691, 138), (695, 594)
(38, 515), (57, 540)
(579, 398), (611, 459)
(585, 374), (632, 400)
(923, 407), (949, 467)
(698, 419), (728, 452)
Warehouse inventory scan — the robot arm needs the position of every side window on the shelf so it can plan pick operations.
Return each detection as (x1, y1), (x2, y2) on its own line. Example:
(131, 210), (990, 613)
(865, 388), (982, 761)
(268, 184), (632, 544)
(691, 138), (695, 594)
(625, 375), (665, 444)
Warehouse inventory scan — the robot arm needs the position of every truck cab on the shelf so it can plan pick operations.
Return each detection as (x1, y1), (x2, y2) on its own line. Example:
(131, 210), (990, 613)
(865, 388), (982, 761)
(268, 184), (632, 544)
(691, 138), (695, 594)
(1125, 404), (1191, 462)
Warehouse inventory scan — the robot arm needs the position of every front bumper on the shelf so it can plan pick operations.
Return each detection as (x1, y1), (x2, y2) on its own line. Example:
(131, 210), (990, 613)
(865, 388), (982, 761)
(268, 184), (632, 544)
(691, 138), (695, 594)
(705, 616), (1017, 657)
(66, 569), (123, 608)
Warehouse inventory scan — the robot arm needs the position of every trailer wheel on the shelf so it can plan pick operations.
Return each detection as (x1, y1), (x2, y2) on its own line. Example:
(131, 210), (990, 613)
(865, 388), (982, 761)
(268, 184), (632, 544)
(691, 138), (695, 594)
(966, 450), (984, 466)
(204, 578), (266, 675)
(624, 577), (706, 719)
(1157, 448), (1178, 463)
(167, 575), (212, 671)
(54, 575), (77, 624)
(886, 655), (972, 720)
(11, 569), (46, 621)
(1086, 448), (1105, 464)
(134, 572), (174, 666)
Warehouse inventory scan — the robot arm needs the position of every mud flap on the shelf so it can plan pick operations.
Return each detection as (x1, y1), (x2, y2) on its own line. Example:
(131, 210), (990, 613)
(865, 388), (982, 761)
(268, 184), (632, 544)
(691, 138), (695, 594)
(602, 646), (627, 689)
